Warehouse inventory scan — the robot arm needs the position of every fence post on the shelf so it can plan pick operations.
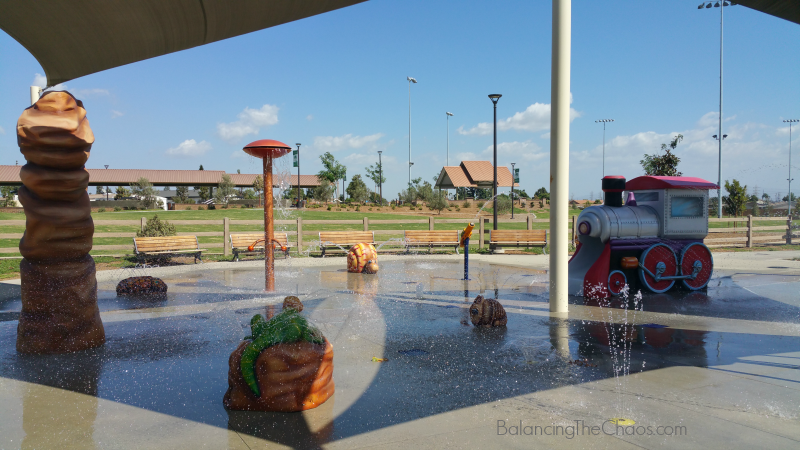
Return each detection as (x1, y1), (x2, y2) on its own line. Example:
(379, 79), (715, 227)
(429, 216), (434, 231)
(571, 214), (577, 245)
(788, 216), (793, 245)
(527, 214), (533, 230)
(223, 217), (231, 256)
(363, 216), (369, 232)
(296, 217), (303, 252)
(746, 215), (753, 248)
(141, 217), (146, 232)
(479, 218), (485, 249)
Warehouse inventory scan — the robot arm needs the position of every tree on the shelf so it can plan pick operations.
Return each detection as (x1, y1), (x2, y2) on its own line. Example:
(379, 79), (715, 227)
(252, 175), (264, 205)
(782, 192), (797, 202)
(723, 179), (748, 217)
(194, 165), (210, 202)
(137, 214), (176, 237)
(95, 186), (105, 195)
(313, 180), (335, 203)
(515, 189), (530, 199)
(365, 163), (386, 191)
(213, 174), (236, 206)
(317, 152), (346, 198)
(762, 192), (771, 201)
(115, 186), (130, 200)
(131, 177), (157, 209)
(427, 189), (449, 214)
(241, 188), (256, 200)
(534, 187), (549, 201)
(174, 186), (191, 204)
(1, 185), (19, 207)
(640, 134), (683, 176)
(494, 194), (512, 214)
(346, 174), (369, 203)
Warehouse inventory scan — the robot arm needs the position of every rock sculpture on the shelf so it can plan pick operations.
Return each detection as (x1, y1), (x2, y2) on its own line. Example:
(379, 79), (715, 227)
(223, 308), (334, 412)
(116, 276), (168, 296)
(16, 91), (104, 353)
(347, 243), (378, 274)
(469, 295), (508, 328)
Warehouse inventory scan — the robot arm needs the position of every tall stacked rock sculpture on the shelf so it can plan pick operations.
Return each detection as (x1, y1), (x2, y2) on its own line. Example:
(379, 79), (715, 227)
(16, 91), (105, 353)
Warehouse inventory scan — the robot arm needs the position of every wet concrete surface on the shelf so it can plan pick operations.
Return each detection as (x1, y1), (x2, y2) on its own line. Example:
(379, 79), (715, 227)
(1, 256), (799, 449)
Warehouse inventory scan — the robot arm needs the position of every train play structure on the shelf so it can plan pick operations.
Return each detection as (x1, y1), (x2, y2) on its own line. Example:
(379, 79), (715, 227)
(568, 175), (719, 298)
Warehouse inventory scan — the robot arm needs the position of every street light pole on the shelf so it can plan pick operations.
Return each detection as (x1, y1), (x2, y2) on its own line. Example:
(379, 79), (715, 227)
(295, 143), (301, 207)
(378, 150), (383, 206)
(698, 1), (734, 218)
(489, 94), (502, 233)
(446, 112), (454, 166)
(510, 162), (516, 219)
(407, 76), (417, 188)
(785, 119), (798, 218)
(595, 119), (614, 176)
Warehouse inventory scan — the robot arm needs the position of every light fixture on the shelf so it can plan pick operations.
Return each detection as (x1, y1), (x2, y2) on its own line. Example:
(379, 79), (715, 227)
(407, 76), (417, 83)
(488, 94), (502, 104)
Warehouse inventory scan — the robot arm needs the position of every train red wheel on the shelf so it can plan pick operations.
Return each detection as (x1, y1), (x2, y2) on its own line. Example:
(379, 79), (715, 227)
(607, 270), (627, 296)
(680, 243), (713, 290)
(638, 243), (678, 293)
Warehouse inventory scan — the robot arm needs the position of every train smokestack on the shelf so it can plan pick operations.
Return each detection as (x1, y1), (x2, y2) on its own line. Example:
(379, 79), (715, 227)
(602, 176), (626, 207)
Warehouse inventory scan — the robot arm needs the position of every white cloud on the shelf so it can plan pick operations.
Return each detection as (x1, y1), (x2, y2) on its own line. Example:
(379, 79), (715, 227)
(459, 100), (581, 136)
(217, 104), (279, 142)
(307, 115), (314, 121)
(312, 133), (385, 152)
(32, 73), (66, 90)
(0, 126), (4, 135)
(73, 88), (110, 97)
(166, 139), (212, 157)
(110, 110), (124, 119)
(482, 140), (547, 162)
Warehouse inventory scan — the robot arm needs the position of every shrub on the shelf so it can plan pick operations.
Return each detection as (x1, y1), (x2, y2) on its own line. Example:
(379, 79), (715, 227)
(114, 206), (122, 212)
(463, 200), (471, 208)
(327, 205), (332, 211)
(97, 208), (105, 213)
(198, 205), (205, 210)
(186, 206), (193, 210)
(391, 205), (396, 210)
(137, 214), (176, 237)
(476, 201), (485, 209)
(455, 205), (461, 211)
(355, 205), (361, 212)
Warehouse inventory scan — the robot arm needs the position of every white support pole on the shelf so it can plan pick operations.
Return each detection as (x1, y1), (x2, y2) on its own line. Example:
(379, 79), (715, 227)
(30, 86), (42, 105)
(549, 0), (571, 313)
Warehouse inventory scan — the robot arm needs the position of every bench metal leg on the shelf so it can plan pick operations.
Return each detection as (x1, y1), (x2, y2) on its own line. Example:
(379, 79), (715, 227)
(233, 249), (239, 262)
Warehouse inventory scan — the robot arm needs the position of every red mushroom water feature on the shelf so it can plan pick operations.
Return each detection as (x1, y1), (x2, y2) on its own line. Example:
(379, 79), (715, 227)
(243, 139), (292, 292)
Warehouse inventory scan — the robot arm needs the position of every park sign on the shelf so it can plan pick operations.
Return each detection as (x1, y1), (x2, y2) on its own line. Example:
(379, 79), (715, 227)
(514, 168), (519, 184)
(293, 150), (298, 168)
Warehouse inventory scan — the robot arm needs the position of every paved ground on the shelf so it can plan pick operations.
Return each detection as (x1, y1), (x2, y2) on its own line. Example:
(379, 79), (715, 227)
(1, 251), (799, 449)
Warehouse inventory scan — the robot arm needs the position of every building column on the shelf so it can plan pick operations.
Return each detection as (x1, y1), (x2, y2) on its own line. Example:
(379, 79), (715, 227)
(549, 0), (571, 313)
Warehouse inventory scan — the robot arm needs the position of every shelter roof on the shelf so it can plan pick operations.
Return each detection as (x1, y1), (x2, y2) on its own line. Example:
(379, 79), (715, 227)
(0, 165), (320, 188)
(626, 176), (719, 191)
(434, 162), (518, 189)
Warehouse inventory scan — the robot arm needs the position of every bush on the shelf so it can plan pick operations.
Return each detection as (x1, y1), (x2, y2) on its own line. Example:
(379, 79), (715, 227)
(136, 214), (176, 237)
(455, 205), (461, 211)
(97, 208), (105, 213)
(476, 201), (485, 209)
(114, 206), (122, 212)
(495, 195), (512, 214)
(391, 205), (396, 210)
(198, 205), (205, 210)
(186, 206), (193, 210)
(463, 200), (471, 208)
(327, 205), (332, 211)
(355, 205), (361, 212)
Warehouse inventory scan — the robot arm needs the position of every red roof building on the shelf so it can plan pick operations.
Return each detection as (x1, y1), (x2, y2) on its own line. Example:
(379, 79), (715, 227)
(435, 161), (519, 189)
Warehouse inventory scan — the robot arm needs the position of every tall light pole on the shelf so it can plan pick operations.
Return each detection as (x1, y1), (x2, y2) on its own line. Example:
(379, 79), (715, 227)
(378, 150), (383, 205)
(785, 119), (798, 219)
(489, 94), (502, 234)
(407, 76), (417, 188)
(595, 119), (614, 176)
(295, 143), (301, 207)
(510, 162), (516, 219)
(446, 112), (454, 166)
(698, 1), (734, 218)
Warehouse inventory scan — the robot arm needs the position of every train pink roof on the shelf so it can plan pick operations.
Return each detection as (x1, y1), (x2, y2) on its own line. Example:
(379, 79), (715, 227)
(626, 176), (719, 190)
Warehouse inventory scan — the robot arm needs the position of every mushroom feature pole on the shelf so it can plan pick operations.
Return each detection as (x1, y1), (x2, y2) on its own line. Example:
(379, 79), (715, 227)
(243, 139), (292, 292)
(550, 0), (571, 313)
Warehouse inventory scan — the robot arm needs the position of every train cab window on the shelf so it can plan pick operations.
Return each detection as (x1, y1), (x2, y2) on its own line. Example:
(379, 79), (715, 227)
(635, 192), (659, 202)
(671, 197), (704, 218)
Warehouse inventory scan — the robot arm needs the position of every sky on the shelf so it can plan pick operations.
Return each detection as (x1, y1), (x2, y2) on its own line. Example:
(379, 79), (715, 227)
(1, 0), (799, 201)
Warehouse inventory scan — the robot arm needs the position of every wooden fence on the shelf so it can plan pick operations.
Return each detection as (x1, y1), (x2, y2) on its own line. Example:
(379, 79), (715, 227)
(1, 214), (794, 254)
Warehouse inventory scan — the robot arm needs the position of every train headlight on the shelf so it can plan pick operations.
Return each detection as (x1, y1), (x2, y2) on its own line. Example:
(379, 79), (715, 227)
(578, 221), (591, 235)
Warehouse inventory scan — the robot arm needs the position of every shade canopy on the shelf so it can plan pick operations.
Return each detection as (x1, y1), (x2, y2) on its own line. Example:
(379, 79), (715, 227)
(242, 139), (292, 159)
(0, 0), (366, 86)
(736, 0), (800, 26)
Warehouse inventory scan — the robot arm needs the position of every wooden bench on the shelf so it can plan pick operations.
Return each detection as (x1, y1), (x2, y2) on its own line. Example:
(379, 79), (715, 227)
(133, 236), (205, 263)
(230, 232), (291, 261)
(489, 230), (548, 253)
(318, 231), (375, 257)
(404, 230), (460, 253)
